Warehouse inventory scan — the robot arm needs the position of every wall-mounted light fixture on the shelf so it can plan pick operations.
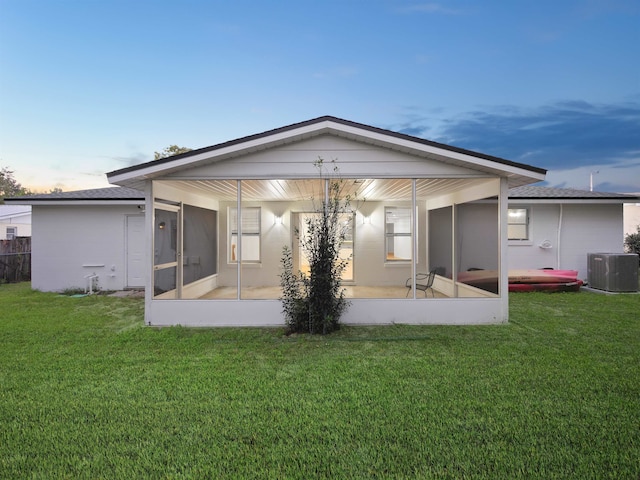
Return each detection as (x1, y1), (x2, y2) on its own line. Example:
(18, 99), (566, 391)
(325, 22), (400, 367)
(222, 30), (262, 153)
(274, 215), (283, 225)
(362, 215), (371, 225)
(158, 221), (166, 230)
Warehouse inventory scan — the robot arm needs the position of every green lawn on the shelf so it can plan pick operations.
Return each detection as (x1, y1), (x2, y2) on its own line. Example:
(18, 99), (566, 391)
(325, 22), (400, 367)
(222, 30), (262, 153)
(1, 283), (638, 479)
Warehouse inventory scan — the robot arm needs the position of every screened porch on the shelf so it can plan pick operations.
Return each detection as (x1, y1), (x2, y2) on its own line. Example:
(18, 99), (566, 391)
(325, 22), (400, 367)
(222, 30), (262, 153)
(150, 176), (503, 302)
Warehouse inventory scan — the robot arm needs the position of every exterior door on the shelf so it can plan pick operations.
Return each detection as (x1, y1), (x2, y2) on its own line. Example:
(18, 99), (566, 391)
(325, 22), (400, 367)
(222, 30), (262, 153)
(126, 215), (145, 288)
(293, 212), (354, 283)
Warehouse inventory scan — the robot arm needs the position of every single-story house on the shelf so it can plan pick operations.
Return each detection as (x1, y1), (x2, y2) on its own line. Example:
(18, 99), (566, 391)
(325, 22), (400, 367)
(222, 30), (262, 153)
(112, 116), (549, 326)
(9, 117), (640, 325)
(0, 205), (32, 240)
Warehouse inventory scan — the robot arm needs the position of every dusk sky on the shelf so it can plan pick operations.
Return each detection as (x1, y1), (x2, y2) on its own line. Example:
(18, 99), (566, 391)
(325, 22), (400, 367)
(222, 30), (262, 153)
(1, 0), (639, 193)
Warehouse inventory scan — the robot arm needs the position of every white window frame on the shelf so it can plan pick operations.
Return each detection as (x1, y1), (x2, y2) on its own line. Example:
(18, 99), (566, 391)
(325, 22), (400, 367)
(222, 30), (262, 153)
(508, 207), (529, 241)
(229, 207), (261, 263)
(6, 227), (17, 240)
(384, 206), (413, 262)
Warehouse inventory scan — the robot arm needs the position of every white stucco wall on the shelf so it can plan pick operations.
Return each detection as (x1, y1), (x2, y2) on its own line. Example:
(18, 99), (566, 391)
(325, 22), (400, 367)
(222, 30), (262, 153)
(508, 203), (625, 280)
(31, 205), (144, 292)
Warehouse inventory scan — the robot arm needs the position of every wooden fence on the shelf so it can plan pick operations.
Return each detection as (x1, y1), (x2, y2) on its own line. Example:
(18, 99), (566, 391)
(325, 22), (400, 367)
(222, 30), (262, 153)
(0, 237), (31, 283)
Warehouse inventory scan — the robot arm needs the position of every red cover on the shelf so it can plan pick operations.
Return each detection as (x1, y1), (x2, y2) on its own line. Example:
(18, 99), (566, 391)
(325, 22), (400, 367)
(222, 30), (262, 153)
(509, 280), (584, 292)
(458, 269), (579, 285)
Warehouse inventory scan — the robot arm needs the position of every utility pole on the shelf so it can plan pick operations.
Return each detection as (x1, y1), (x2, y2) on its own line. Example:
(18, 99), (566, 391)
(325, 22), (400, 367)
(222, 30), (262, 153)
(590, 170), (599, 192)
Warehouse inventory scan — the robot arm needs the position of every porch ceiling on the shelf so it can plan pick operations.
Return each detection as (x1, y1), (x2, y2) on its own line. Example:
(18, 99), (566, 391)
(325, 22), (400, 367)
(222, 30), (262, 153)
(160, 178), (495, 202)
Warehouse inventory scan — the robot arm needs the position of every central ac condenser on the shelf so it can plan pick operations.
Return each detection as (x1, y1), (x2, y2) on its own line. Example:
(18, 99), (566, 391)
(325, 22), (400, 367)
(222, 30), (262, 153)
(587, 253), (639, 292)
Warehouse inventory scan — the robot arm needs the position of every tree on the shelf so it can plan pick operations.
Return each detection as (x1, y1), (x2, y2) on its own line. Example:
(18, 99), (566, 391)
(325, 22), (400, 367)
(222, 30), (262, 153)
(154, 145), (192, 160)
(279, 158), (359, 335)
(624, 226), (640, 256)
(0, 167), (31, 204)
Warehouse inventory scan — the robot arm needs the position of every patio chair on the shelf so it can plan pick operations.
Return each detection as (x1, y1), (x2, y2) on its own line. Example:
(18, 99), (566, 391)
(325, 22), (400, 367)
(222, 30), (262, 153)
(405, 269), (437, 298)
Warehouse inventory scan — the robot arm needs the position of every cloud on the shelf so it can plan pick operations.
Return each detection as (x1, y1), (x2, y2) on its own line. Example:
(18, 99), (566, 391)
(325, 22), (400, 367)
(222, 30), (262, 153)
(431, 100), (640, 168)
(394, 100), (640, 192)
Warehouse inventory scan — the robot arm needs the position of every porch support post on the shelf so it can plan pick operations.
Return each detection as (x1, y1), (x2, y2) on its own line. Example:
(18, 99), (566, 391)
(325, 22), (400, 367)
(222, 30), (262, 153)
(451, 204), (458, 298)
(499, 177), (509, 320)
(177, 202), (183, 299)
(411, 179), (417, 299)
(144, 181), (154, 323)
(236, 180), (242, 300)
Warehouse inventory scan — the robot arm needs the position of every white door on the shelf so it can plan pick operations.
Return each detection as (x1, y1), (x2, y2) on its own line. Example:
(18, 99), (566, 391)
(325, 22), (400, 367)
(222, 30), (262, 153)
(293, 212), (354, 283)
(126, 215), (145, 288)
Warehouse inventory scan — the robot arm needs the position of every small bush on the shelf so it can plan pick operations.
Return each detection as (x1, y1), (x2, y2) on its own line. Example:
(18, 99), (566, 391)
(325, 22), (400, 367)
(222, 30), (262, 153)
(279, 245), (310, 333)
(624, 225), (640, 256)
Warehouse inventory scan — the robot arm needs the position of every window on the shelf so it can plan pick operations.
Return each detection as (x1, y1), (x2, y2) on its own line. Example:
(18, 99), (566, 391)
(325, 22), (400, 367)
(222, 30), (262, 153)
(229, 207), (261, 262)
(508, 208), (529, 240)
(6, 227), (16, 240)
(385, 207), (412, 261)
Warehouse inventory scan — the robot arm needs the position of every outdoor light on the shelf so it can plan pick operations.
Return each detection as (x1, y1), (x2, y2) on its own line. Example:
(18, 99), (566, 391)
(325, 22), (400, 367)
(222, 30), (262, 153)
(362, 215), (371, 224)
(274, 215), (283, 225)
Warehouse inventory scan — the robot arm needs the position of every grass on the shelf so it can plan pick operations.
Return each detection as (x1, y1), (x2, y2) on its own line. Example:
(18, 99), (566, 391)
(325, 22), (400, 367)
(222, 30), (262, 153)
(1, 283), (638, 479)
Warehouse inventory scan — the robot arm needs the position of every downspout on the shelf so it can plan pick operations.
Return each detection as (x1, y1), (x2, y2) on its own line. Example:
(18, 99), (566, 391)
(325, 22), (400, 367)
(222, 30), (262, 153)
(557, 204), (563, 269)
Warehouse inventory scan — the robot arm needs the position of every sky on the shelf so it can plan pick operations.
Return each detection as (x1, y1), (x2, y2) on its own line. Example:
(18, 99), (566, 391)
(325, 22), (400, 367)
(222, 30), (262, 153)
(1, 0), (639, 193)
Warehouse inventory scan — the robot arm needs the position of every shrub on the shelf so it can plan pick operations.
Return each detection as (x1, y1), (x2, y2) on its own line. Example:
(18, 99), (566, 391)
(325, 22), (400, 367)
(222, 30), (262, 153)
(624, 226), (640, 256)
(279, 159), (355, 335)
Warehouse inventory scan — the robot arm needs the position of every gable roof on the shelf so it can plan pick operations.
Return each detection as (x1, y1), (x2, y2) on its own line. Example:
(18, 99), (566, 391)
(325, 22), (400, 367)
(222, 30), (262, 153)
(4, 187), (144, 206)
(107, 116), (546, 191)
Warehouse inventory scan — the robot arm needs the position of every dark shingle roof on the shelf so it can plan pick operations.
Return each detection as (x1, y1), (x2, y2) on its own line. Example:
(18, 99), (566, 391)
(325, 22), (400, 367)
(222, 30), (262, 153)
(5, 187), (144, 202)
(509, 186), (640, 200)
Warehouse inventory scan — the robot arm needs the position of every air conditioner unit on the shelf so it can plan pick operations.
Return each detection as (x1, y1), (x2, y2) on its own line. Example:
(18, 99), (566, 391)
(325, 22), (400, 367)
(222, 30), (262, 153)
(588, 253), (639, 292)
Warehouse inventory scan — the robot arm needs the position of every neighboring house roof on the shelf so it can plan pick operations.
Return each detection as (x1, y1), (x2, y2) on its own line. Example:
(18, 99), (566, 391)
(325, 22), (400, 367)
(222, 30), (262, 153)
(0, 205), (31, 221)
(509, 186), (640, 203)
(107, 115), (547, 191)
(4, 187), (144, 206)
